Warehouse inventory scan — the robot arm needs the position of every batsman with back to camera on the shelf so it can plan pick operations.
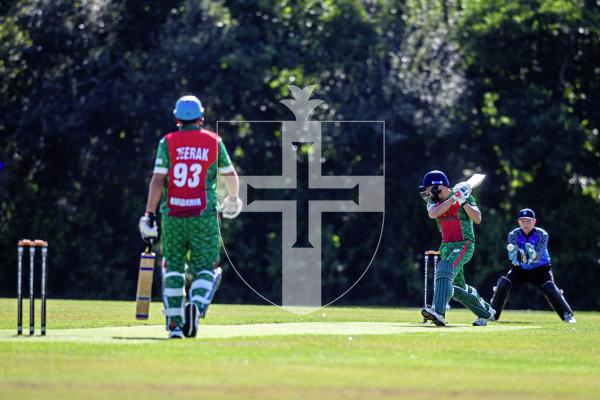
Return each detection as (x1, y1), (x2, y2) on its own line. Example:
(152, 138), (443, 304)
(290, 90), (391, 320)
(139, 95), (242, 339)
(490, 208), (576, 323)
(419, 170), (495, 327)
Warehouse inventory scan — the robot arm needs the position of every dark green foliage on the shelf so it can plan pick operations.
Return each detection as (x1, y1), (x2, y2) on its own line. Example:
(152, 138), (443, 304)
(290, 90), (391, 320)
(0, 0), (598, 310)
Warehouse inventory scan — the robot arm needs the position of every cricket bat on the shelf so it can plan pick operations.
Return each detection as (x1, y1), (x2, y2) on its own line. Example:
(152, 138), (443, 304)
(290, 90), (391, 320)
(466, 173), (486, 190)
(135, 240), (155, 320)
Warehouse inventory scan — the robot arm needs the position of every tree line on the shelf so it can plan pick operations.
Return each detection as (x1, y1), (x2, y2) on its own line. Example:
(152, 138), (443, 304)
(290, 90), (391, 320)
(1, 0), (598, 310)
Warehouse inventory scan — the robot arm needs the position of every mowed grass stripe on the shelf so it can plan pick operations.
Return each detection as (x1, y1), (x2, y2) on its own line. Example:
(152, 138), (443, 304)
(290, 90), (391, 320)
(0, 322), (540, 342)
(1, 334), (599, 400)
(2, 298), (598, 328)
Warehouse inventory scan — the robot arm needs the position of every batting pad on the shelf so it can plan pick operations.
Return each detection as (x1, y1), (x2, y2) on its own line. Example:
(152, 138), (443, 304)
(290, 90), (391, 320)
(453, 284), (493, 319)
(433, 260), (454, 315)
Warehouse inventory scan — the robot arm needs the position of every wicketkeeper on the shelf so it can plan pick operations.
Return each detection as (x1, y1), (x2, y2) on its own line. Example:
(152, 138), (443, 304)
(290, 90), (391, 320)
(139, 95), (242, 339)
(419, 170), (495, 327)
(490, 208), (576, 323)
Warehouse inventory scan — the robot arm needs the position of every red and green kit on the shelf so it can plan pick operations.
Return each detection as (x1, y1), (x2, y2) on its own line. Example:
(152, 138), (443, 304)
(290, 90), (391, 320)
(427, 194), (493, 318)
(426, 195), (476, 288)
(153, 124), (234, 328)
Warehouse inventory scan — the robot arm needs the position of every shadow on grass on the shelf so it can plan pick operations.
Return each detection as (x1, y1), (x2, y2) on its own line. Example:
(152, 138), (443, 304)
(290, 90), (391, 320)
(112, 337), (169, 341)
(410, 323), (470, 329)
(492, 320), (534, 325)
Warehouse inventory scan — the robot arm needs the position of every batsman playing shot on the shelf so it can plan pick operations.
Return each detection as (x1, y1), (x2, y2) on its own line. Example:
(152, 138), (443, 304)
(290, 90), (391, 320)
(419, 170), (495, 326)
(139, 95), (242, 339)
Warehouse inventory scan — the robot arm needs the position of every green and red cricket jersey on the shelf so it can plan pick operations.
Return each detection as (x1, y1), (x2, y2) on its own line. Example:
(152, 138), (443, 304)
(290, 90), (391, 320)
(427, 195), (477, 243)
(153, 125), (234, 217)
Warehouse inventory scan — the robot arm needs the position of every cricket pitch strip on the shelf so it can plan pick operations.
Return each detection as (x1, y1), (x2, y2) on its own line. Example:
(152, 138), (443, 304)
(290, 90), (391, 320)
(0, 322), (540, 343)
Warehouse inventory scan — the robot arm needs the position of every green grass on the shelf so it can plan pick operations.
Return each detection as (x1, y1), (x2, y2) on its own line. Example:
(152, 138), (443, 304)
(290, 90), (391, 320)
(1, 298), (599, 399)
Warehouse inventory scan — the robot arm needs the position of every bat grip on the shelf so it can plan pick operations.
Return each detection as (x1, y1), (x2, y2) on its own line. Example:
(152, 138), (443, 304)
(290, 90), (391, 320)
(145, 238), (154, 254)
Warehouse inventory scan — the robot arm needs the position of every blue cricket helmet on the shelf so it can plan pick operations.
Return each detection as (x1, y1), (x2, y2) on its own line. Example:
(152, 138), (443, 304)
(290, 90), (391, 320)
(173, 95), (204, 120)
(419, 170), (449, 190)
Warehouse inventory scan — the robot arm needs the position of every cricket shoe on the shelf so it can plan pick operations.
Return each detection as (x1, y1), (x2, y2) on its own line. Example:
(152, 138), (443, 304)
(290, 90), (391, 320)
(564, 313), (577, 324)
(421, 306), (447, 327)
(183, 302), (200, 338)
(168, 327), (185, 339)
(473, 307), (496, 326)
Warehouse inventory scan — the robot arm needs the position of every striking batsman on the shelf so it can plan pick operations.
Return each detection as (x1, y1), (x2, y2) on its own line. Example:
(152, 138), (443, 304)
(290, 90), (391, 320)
(419, 170), (495, 326)
(139, 95), (242, 339)
(490, 208), (576, 323)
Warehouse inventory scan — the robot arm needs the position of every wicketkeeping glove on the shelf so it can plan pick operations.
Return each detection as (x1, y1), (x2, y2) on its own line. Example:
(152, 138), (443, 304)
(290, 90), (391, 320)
(507, 244), (519, 266)
(222, 196), (243, 219)
(525, 243), (538, 263)
(452, 182), (471, 205)
(138, 212), (159, 240)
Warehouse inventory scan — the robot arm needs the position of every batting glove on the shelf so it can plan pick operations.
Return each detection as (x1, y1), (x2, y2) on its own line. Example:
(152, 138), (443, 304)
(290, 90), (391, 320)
(452, 182), (471, 204)
(139, 212), (159, 240)
(222, 196), (243, 219)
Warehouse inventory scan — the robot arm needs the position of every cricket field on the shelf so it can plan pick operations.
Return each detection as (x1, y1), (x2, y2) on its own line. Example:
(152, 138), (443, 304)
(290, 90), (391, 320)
(1, 299), (599, 399)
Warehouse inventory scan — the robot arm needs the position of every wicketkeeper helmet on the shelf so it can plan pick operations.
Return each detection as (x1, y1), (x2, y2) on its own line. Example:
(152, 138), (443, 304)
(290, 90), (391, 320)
(173, 95), (204, 120)
(419, 170), (449, 190)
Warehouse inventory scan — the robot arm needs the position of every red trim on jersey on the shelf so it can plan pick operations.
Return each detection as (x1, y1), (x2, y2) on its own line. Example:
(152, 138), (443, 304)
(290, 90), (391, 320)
(165, 129), (219, 217)
(452, 240), (472, 268)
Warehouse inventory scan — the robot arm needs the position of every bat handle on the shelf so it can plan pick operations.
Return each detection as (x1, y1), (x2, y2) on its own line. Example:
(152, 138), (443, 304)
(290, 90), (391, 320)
(145, 238), (154, 254)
